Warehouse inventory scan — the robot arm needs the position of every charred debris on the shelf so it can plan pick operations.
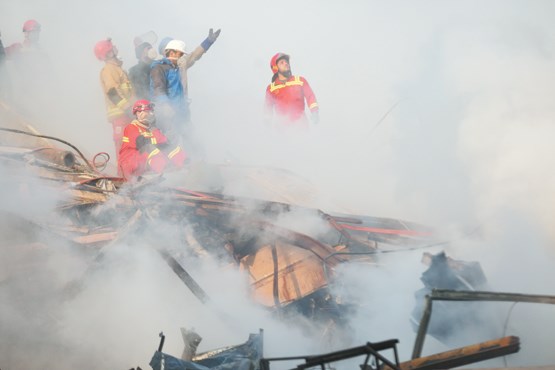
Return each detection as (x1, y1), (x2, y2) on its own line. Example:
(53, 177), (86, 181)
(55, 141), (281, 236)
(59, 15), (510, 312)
(2, 122), (554, 370)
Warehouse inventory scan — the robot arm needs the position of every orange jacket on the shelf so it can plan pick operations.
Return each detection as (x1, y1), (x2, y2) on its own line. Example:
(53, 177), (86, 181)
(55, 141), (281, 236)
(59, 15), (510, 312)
(265, 75), (318, 123)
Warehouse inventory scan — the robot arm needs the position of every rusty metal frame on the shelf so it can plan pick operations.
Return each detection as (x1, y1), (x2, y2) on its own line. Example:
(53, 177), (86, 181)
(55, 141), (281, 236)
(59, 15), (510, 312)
(411, 289), (555, 359)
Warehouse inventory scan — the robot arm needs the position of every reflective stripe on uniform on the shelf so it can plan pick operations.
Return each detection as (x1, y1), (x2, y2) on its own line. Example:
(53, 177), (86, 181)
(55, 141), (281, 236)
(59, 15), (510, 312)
(309, 102), (319, 109)
(269, 76), (303, 93)
(147, 148), (161, 160)
(167, 146), (182, 159)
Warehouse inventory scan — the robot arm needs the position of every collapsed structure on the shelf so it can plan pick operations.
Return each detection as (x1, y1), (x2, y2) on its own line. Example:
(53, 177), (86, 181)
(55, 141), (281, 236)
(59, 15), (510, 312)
(2, 106), (553, 369)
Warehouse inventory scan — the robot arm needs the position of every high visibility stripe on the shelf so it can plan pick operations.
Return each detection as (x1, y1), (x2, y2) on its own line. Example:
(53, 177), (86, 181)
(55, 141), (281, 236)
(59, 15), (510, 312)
(309, 102), (319, 109)
(168, 146), (181, 159)
(269, 76), (303, 92)
(150, 137), (157, 145)
(116, 98), (129, 109)
(147, 148), (161, 159)
(107, 107), (125, 118)
(122, 137), (130, 143)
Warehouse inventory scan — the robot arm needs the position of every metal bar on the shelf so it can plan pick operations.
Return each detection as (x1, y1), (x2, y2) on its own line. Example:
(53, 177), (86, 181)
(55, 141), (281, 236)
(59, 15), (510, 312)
(411, 289), (555, 359)
(260, 340), (400, 370)
(157, 248), (209, 304)
(431, 289), (555, 304)
(412, 295), (433, 359)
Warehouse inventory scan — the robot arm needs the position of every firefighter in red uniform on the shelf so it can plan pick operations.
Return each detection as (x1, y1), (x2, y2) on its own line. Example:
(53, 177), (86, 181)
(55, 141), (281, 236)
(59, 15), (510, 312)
(118, 100), (187, 180)
(264, 52), (319, 128)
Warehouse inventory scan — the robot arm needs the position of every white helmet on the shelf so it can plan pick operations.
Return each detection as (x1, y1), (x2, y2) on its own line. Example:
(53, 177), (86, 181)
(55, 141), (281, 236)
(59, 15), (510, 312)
(165, 39), (187, 54)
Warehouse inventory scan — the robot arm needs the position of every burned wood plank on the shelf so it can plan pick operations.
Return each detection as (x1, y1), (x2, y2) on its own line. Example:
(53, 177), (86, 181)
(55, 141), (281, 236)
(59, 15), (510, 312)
(72, 231), (118, 245)
(386, 336), (520, 370)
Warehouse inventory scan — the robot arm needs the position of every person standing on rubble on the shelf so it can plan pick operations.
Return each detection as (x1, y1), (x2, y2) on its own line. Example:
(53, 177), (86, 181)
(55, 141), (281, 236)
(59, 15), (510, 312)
(149, 28), (221, 144)
(264, 52), (319, 129)
(94, 38), (134, 162)
(3, 20), (53, 110)
(129, 41), (156, 100)
(4, 20), (43, 57)
(118, 99), (187, 180)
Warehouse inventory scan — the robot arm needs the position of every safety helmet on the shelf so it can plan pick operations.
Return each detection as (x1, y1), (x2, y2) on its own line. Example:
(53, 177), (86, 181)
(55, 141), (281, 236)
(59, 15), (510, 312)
(158, 37), (173, 55)
(133, 100), (155, 115)
(94, 38), (114, 61)
(23, 19), (40, 32)
(165, 39), (187, 54)
(23, 19), (41, 32)
(135, 42), (152, 59)
(270, 52), (290, 74)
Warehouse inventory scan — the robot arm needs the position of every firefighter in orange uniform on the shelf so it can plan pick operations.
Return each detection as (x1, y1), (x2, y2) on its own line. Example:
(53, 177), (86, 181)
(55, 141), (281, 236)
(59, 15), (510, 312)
(264, 52), (319, 127)
(94, 38), (134, 161)
(118, 100), (187, 180)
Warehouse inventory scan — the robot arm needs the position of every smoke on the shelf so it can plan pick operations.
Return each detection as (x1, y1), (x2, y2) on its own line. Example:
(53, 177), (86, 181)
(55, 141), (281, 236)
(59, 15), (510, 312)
(2, 0), (555, 368)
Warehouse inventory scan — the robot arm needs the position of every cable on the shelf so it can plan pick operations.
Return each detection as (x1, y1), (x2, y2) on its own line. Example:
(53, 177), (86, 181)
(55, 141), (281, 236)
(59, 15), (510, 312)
(0, 126), (95, 171)
(502, 302), (518, 367)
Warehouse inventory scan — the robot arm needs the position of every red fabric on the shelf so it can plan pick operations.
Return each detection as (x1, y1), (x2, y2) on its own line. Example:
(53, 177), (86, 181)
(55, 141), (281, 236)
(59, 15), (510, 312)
(147, 152), (168, 173)
(265, 75), (318, 124)
(111, 115), (132, 162)
(168, 147), (186, 167)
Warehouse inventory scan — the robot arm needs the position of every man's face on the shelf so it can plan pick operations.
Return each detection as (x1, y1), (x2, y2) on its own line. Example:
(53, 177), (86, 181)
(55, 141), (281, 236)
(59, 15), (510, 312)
(277, 58), (290, 73)
(142, 46), (154, 62)
(168, 50), (184, 64)
(137, 109), (156, 125)
(25, 30), (40, 43)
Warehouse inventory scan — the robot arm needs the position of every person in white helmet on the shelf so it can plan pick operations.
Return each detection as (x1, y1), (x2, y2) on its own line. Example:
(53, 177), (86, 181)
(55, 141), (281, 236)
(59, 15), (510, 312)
(149, 28), (221, 146)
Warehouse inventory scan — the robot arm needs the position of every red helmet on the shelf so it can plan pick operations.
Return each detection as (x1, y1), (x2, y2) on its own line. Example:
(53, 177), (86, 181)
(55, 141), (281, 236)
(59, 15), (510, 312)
(133, 100), (155, 115)
(23, 19), (41, 32)
(270, 52), (289, 74)
(94, 38), (114, 61)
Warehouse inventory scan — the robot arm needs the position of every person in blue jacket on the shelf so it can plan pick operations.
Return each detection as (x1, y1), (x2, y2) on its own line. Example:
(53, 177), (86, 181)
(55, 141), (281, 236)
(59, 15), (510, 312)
(149, 29), (220, 144)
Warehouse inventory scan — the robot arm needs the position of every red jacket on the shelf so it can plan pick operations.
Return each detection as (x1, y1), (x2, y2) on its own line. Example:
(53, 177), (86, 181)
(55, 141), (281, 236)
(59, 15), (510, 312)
(265, 75), (319, 123)
(118, 120), (186, 180)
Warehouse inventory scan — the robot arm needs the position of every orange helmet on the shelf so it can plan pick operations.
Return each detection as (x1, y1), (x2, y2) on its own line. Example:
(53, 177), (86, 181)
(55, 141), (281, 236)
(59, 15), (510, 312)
(270, 52), (289, 74)
(94, 38), (114, 61)
(23, 19), (41, 32)
(133, 100), (155, 115)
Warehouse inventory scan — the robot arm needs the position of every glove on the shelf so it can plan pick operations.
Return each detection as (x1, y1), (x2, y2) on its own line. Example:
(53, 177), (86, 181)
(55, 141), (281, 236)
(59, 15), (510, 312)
(135, 135), (148, 151)
(311, 111), (320, 125)
(201, 28), (221, 51)
(208, 28), (221, 43)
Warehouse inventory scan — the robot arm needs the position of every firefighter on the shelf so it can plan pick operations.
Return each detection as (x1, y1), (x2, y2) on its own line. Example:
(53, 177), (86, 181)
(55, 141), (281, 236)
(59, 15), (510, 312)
(4, 19), (42, 56)
(118, 99), (187, 180)
(94, 38), (134, 162)
(264, 52), (319, 128)
(149, 28), (221, 140)
(129, 41), (156, 100)
(3, 20), (53, 114)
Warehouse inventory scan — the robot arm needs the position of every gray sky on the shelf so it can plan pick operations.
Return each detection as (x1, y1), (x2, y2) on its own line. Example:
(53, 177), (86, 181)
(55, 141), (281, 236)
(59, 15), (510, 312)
(2, 0), (555, 368)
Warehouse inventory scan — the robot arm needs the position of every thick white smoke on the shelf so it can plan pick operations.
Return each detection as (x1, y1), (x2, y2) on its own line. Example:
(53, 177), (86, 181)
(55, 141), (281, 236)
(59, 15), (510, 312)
(2, 0), (555, 368)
